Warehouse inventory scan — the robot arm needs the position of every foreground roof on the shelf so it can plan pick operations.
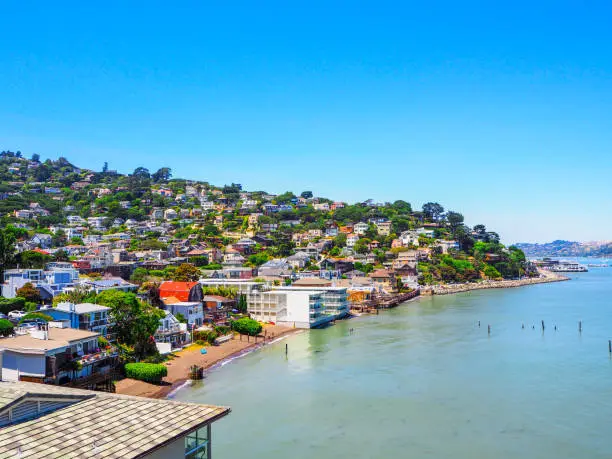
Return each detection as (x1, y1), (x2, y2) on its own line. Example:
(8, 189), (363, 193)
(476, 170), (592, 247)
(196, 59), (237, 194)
(0, 381), (230, 458)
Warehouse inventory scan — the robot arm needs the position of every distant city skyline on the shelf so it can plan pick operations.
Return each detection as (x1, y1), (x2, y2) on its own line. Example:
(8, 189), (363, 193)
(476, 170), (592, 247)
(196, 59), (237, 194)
(2, 2), (611, 244)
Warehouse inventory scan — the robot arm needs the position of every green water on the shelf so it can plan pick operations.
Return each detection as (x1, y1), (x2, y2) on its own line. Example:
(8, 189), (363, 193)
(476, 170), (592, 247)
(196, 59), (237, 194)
(175, 268), (612, 458)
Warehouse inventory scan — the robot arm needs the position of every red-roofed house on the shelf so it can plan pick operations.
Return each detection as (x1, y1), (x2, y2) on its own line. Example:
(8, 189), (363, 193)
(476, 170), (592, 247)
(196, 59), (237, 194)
(159, 281), (204, 303)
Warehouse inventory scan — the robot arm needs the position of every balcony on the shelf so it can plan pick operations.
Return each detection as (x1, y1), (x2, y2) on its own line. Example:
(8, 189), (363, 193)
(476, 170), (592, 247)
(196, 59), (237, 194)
(79, 319), (111, 330)
(78, 350), (118, 366)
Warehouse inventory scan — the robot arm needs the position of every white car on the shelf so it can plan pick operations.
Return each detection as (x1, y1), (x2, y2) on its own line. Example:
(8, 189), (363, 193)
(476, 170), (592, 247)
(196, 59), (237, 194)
(8, 310), (27, 321)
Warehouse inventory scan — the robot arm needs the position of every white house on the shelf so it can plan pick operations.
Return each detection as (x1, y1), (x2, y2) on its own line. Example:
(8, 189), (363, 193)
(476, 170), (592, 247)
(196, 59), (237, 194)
(165, 302), (204, 327)
(164, 209), (178, 220)
(354, 222), (369, 235)
(346, 234), (360, 248)
(155, 311), (189, 349)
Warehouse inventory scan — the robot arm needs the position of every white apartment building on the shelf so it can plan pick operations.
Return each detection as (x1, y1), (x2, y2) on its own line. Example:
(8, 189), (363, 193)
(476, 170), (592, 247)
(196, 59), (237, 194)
(200, 280), (349, 328)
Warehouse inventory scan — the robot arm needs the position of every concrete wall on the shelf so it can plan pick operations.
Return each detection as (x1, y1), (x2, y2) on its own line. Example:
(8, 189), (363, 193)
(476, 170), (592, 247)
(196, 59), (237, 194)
(283, 291), (311, 325)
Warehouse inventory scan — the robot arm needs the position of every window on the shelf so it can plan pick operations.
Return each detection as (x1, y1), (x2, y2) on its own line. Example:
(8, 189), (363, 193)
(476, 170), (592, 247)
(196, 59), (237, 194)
(185, 425), (209, 458)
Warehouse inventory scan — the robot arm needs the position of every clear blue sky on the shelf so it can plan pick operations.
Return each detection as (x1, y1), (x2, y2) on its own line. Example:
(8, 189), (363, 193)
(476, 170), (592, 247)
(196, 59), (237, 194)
(2, 1), (611, 243)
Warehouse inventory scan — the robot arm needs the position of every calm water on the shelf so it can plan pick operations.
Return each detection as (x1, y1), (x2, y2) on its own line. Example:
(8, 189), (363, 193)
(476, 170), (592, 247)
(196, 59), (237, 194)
(175, 267), (612, 458)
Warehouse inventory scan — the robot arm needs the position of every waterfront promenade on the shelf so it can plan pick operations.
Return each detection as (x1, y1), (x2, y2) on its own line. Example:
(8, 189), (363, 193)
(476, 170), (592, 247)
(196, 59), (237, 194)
(115, 324), (299, 398)
(421, 270), (567, 295)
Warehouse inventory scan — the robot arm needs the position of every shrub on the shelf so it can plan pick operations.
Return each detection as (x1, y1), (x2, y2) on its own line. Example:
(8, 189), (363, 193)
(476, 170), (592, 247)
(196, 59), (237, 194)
(98, 336), (110, 349)
(19, 312), (53, 324)
(0, 297), (26, 315)
(0, 319), (14, 337)
(125, 363), (168, 383)
(193, 330), (218, 344)
(214, 325), (231, 336)
(231, 317), (262, 336)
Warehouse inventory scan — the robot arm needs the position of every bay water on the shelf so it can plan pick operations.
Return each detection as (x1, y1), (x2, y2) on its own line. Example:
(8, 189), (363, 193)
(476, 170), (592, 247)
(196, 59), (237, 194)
(175, 267), (612, 458)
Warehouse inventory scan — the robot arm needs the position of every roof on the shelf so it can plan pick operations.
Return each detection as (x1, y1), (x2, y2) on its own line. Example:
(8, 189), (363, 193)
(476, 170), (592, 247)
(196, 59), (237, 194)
(159, 281), (200, 302)
(55, 302), (111, 314)
(370, 269), (393, 278)
(292, 278), (332, 287)
(0, 381), (230, 458)
(0, 328), (99, 354)
(202, 295), (234, 303)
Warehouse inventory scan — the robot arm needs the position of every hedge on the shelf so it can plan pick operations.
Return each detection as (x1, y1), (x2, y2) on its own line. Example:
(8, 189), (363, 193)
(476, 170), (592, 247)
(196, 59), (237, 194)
(125, 363), (168, 383)
(0, 319), (14, 337)
(231, 317), (262, 336)
(193, 330), (218, 344)
(0, 297), (26, 315)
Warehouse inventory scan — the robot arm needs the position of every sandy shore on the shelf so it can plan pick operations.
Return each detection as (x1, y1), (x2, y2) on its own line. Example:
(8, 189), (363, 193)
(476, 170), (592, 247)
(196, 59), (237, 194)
(115, 324), (301, 399)
(420, 270), (568, 296)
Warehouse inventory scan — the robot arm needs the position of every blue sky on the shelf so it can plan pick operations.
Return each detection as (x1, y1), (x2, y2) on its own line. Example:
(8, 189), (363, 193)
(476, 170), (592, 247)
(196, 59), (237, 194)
(1, 1), (611, 243)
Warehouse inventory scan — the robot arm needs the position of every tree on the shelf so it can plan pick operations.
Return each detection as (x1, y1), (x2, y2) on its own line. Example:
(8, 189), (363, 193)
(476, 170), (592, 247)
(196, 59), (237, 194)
(15, 283), (41, 303)
(31, 153), (40, 162)
(473, 224), (486, 235)
(237, 294), (247, 314)
(96, 290), (164, 359)
(392, 200), (412, 214)
(53, 250), (69, 262)
(18, 250), (51, 268)
(130, 267), (149, 284)
(152, 167), (172, 183)
(102, 162), (109, 173)
(132, 167), (150, 179)
(19, 312), (53, 324)
(333, 233), (347, 248)
(422, 202), (445, 222)
(276, 191), (296, 203)
(172, 263), (201, 282)
(248, 253), (270, 267)
(0, 319), (14, 337)
(0, 228), (16, 278)
(231, 317), (262, 336)
(354, 238), (370, 254)
(446, 211), (464, 235)
(300, 191), (313, 199)
(175, 312), (187, 324)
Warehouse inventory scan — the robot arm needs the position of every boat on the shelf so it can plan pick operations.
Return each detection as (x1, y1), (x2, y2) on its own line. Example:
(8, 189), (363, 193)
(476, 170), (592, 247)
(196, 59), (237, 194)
(548, 261), (588, 272)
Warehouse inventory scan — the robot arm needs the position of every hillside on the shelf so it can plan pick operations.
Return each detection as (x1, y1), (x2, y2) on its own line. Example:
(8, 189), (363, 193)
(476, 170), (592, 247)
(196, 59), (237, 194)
(515, 240), (612, 258)
(0, 149), (531, 287)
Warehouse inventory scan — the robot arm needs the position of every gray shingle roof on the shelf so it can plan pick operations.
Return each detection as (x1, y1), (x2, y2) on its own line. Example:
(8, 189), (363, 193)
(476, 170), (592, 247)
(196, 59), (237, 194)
(0, 382), (230, 458)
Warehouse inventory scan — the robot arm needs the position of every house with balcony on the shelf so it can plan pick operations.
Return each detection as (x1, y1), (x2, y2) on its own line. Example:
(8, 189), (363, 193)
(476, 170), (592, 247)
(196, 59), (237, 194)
(163, 301), (204, 327)
(155, 311), (189, 349)
(46, 302), (114, 338)
(1, 265), (80, 300)
(0, 325), (113, 385)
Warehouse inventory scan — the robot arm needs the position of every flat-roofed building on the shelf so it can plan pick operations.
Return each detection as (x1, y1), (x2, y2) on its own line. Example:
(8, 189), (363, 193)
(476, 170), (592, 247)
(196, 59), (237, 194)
(0, 326), (113, 385)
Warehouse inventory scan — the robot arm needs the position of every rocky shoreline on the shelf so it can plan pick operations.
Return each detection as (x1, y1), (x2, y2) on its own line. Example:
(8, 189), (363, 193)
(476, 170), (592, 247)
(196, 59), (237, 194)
(420, 270), (569, 296)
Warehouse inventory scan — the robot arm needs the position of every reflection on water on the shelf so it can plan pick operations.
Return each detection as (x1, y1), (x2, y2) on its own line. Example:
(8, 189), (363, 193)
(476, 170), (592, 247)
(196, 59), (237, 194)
(175, 268), (612, 459)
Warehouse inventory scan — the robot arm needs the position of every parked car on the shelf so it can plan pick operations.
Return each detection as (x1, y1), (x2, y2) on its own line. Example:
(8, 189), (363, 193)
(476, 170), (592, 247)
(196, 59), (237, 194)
(8, 310), (27, 321)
